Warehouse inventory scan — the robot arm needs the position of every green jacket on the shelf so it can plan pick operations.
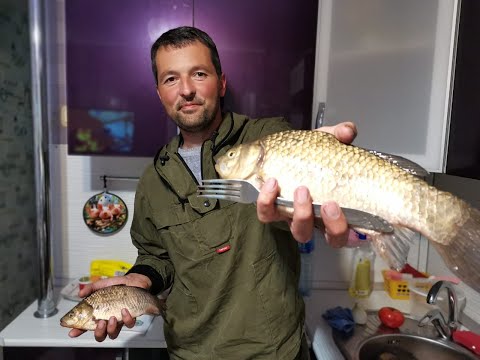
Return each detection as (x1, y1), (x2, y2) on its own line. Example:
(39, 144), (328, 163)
(129, 112), (305, 359)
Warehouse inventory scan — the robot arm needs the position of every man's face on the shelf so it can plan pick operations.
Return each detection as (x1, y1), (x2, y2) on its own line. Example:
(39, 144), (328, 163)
(155, 41), (226, 133)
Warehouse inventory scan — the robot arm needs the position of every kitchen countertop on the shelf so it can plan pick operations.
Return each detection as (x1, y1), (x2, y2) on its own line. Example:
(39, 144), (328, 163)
(0, 296), (166, 348)
(1, 288), (390, 352)
(0, 287), (466, 357)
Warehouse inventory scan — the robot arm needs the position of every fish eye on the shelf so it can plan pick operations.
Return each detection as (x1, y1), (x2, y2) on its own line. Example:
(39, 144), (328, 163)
(228, 151), (235, 158)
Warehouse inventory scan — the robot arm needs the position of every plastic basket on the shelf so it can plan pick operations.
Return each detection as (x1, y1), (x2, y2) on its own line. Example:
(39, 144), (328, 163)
(409, 277), (435, 292)
(382, 270), (410, 300)
(382, 270), (432, 300)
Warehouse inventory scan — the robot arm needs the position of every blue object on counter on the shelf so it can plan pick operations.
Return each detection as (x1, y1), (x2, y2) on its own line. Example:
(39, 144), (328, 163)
(322, 306), (355, 337)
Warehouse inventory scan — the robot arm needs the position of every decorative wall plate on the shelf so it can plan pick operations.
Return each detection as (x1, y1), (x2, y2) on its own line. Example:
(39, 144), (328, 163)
(82, 191), (128, 235)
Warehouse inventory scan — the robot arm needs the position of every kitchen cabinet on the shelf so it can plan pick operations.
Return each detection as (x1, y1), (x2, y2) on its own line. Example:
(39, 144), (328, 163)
(65, 0), (191, 157)
(309, 0), (460, 290)
(65, 0), (318, 157)
(312, 0), (459, 172)
(446, 0), (480, 180)
(194, 0), (318, 130)
(2, 347), (169, 360)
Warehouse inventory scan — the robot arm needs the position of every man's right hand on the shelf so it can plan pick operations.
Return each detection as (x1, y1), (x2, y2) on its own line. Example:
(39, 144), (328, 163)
(68, 273), (152, 342)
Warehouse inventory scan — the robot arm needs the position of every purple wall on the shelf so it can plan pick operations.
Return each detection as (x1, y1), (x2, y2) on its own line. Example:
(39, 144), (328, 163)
(66, 0), (318, 156)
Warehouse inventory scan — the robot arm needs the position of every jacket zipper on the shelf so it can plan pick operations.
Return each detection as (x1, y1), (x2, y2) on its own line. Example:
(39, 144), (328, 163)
(175, 152), (199, 185)
(212, 112), (234, 155)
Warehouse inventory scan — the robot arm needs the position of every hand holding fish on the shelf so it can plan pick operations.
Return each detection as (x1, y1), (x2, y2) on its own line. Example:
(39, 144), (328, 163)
(256, 121), (357, 246)
(66, 273), (154, 342)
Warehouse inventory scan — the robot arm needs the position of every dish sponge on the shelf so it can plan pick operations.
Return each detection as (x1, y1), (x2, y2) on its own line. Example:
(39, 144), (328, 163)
(322, 306), (355, 338)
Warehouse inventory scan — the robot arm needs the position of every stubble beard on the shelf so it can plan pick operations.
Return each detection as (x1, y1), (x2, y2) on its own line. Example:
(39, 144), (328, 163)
(173, 97), (220, 134)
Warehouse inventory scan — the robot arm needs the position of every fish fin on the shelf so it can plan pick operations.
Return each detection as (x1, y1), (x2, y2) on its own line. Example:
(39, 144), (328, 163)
(145, 303), (162, 316)
(158, 298), (166, 312)
(430, 206), (480, 293)
(356, 225), (416, 271)
(365, 149), (429, 178)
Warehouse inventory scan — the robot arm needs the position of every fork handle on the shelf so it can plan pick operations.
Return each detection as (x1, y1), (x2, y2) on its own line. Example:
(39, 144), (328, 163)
(275, 197), (393, 233)
(275, 197), (321, 216)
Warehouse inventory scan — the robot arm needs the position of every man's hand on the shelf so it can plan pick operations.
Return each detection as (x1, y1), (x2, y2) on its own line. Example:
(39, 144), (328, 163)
(315, 121), (357, 144)
(256, 122), (357, 247)
(67, 273), (151, 342)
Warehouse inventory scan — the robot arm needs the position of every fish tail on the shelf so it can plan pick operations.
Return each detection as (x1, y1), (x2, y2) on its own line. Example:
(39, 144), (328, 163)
(359, 226), (415, 271)
(430, 205), (480, 293)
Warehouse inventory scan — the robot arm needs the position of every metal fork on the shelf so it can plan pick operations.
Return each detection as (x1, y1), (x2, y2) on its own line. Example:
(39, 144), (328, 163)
(197, 179), (393, 233)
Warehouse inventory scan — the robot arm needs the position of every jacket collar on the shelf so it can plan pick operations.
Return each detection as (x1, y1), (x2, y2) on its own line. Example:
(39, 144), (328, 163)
(162, 112), (247, 155)
(153, 112), (249, 206)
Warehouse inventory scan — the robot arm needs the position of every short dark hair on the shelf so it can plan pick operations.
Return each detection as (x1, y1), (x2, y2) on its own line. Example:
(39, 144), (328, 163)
(150, 26), (222, 85)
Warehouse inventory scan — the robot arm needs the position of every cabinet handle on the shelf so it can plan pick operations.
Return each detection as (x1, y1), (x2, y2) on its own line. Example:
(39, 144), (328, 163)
(315, 102), (326, 128)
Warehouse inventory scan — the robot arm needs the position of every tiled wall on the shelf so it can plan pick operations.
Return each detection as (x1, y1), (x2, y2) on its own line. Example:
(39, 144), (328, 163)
(0, 0), (39, 331)
(49, 145), (150, 283)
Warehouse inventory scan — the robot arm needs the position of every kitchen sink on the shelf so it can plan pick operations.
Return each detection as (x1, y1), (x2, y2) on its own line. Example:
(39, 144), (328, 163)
(358, 333), (476, 360)
(332, 312), (478, 360)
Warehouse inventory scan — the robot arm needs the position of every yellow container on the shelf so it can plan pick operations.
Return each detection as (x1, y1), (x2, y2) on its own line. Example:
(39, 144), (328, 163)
(90, 259), (133, 281)
(349, 259), (373, 298)
(382, 270), (410, 300)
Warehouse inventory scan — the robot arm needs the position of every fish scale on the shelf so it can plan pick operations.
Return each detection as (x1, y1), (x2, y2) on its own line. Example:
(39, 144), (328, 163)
(260, 131), (461, 245)
(215, 129), (480, 293)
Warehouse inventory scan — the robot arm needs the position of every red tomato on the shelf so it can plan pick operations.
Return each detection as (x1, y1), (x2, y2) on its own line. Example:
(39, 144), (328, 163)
(378, 307), (405, 329)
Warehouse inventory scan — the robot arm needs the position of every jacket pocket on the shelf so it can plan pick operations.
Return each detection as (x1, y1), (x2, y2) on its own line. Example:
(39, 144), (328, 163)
(191, 206), (233, 251)
(150, 203), (233, 261)
(164, 280), (199, 352)
(252, 250), (304, 345)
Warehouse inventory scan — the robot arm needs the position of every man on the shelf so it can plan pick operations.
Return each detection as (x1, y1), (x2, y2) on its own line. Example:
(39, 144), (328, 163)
(70, 26), (356, 359)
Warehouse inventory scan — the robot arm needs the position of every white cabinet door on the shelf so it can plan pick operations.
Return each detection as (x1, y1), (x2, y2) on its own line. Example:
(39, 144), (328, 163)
(312, 0), (459, 172)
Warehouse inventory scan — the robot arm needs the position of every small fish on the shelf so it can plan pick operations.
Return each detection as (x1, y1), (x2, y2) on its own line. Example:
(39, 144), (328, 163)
(215, 130), (480, 292)
(60, 285), (165, 330)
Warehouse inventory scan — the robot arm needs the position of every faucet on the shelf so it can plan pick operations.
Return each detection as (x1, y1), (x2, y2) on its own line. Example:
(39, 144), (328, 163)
(418, 308), (451, 339)
(418, 281), (459, 340)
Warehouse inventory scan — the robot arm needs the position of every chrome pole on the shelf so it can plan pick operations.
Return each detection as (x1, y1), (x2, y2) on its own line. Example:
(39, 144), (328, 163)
(29, 0), (58, 318)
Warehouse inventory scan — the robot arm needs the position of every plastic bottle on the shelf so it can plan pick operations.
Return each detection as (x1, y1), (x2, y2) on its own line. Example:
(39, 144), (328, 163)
(298, 239), (314, 297)
(348, 230), (375, 299)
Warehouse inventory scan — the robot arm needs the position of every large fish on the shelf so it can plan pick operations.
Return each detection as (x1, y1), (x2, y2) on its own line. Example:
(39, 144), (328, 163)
(215, 129), (480, 292)
(60, 285), (165, 330)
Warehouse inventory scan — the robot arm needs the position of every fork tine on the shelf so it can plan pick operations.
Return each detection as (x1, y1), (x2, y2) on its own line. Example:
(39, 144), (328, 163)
(198, 179), (251, 204)
(197, 194), (241, 202)
(198, 184), (241, 191)
(201, 179), (243, 188)
(197, 189), (240, 196)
